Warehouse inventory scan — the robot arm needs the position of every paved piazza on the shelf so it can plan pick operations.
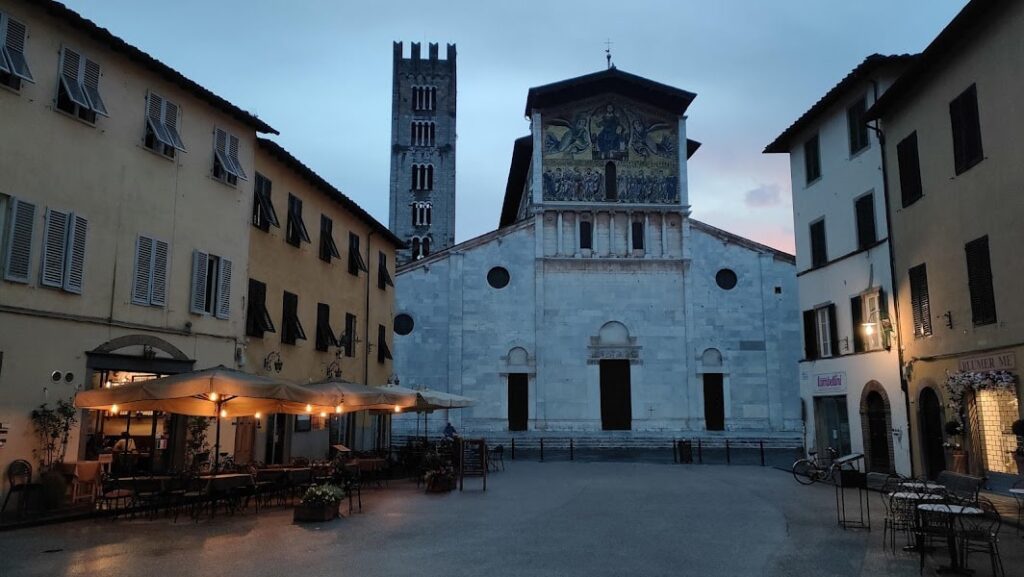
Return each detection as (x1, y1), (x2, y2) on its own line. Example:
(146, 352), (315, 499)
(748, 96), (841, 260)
(1, 462), (1018, 577)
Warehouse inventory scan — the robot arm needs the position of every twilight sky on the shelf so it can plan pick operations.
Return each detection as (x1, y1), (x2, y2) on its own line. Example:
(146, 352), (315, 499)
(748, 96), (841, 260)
(65, 1), (967, 253)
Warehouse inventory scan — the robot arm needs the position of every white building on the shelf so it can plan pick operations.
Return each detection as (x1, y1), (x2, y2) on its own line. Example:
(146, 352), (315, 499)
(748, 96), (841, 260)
(764, 54), (916, 474)
(392, 68), (802, 439)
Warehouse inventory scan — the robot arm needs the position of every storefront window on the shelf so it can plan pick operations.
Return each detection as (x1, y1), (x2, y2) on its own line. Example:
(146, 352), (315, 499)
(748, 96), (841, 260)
(976, 389), (1019, 474)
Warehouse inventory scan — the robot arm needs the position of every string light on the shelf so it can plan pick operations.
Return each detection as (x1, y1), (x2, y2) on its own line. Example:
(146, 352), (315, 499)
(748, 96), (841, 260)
(220, 409), (227, 418)
(320, 411), (327, 418)
(335, 405), (343, 414)
(209, 392), (219, 402)
(110, 404), (119, 414)
(254, 412), (261, 419)
(394, 405), (401, 413)
(305, 404), (312, 413)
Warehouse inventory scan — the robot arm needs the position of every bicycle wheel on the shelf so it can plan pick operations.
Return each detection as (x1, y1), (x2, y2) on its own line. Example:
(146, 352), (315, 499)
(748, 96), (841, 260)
(792, 459), (816, 485)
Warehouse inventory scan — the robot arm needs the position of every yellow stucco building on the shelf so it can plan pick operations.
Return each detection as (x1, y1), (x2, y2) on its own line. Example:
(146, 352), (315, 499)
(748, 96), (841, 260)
(245, 139), (401, 462)
(868, 0), (1024, 481)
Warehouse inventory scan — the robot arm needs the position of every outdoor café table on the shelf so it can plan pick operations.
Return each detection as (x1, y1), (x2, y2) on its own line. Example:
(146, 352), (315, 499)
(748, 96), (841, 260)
(199, 473), (254, 517)
(889, 492), (944, 551)
(900, 481), (945, 493)
(916, 503), (983, 575)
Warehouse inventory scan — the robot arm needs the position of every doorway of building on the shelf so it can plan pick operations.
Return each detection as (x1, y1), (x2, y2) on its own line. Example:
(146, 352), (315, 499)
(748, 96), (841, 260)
(863, 391), (892, 473)
(265, 414), (287, 465)
(234, 417), (256, 464)
(599, 360), (631, 430)
(703, 373), (725, 431)
(508, 373), (528, 431)
(814, 395), (851, 456)
(919, 387), (946, 479)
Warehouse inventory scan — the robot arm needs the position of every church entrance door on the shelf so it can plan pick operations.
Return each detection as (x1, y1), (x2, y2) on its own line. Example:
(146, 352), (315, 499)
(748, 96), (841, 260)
(600, 360), (632, 430)
(703, 373), (725, 431)
(508, 374), (528, 431)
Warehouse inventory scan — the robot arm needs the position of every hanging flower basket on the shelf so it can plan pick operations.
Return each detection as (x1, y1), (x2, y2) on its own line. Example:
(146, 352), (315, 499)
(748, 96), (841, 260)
(944, 370), (1018, 428)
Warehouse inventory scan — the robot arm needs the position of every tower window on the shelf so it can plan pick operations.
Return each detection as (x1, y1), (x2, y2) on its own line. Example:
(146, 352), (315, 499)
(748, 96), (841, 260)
(412, 85), (437, 112)
(604, 162), (617, 200)
(411, 164), (434, 191)
(411, 121), (436, 147)
(579, 220), (593, 250)
(411, 201), (432, 227)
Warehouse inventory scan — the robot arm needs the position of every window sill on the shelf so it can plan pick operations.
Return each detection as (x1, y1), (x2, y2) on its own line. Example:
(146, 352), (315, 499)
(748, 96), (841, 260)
(209, 174), (238, 189)
(0, 81), (21, 96)
(54, 105), (97, 128)
(804, 176), (822, 189)
(848, 143), (871, 161)
(954, 156), (985, 177)
(139, 143), (177, 162)
(799, 348), (892, 363)
(796, 238), (888, 277)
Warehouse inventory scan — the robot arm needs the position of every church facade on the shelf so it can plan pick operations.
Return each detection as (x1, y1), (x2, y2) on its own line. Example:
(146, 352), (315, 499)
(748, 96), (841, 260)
(392, 68), (802, 437)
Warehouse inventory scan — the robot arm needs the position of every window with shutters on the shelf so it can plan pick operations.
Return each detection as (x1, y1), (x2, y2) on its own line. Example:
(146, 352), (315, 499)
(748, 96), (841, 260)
(847, 95), (869, 155)
(377, 324), (392, 363)
(579, 219), (593, 250)
(131, 234), (169, 307)
(189, 250), (231, 319)
(861, 290), (882, 351)
(2, 196), (34, 284)
(854, 193), (877, 250)
(950, 84), (984, 175)
(281, 291), (306, 345)
(319, 214), (340, 262)
(315, 303), (338, 352)
(631, 221), (645, 252)
(378, 251), (393, 290)
(809, 219), (827, 267)
(965, 236), (996, 326)
(55, 46), (105, 123)
(348, 232), (368, 276)
(816, 306), (833, 358)
(39, 207), (87, 294)
(897, 132), (923, 207)
(143, 92), (186, 159)
(343, 313), (356, 357)
(245, 278), (275, 338)
(0, 12), (34, 91)
(804, 133), (821, 185)
(908, 263), (932, 337)
(252, 173), (279, 232)
(212, 128), (247, 185)
(285, 194), (310, 248)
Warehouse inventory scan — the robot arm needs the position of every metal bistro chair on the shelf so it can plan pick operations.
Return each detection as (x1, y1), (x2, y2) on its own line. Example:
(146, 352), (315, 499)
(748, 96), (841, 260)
(96, 473), (134, 519)
(1012, 478), (1024, 535)
(488, 445), (505, 472)
(1, 460), (41, 519)
(958, 497), (1005, 577)
(880, 474), (911, 553)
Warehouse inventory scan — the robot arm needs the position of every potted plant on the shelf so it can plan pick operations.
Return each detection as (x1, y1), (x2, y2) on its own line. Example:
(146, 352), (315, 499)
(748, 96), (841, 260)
(422, 453), (456, 493)
(943, 420), (967, 474)
(30, 396), (78, 510)
(1012, 419), (1024, 475)
(294, 484), (344, 522)
(184, 417), (211, 472)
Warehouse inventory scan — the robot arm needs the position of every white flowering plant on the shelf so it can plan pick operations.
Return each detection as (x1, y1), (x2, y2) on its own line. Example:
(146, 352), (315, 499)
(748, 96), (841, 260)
(301, 483), (345, 506)
(944, 370), (1018, 428)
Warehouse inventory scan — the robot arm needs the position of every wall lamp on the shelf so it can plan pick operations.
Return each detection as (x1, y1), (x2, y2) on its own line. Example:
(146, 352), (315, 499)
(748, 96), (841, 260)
(264, 351), (284, 373)
(942, 311), (953, 329)
(326, 360), (342, 379)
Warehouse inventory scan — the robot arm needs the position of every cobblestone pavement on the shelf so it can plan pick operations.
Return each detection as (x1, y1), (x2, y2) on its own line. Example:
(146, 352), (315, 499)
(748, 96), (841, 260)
(1, 462), (1020, 577)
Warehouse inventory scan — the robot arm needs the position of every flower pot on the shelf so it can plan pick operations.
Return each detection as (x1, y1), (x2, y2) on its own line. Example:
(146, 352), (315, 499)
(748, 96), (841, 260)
(946, 450), (967, 474)
(39, 470), (68, 511)
(293, 502), (339, 522)
(426, 476), (454, 493)
(1014, 453), (1024, 476)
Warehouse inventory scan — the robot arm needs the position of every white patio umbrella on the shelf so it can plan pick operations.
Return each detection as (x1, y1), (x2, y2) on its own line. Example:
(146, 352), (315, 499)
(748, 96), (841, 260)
(301, 378), (418, 412)
(377, 384), (474, 440)
(75, 365), (333, 471)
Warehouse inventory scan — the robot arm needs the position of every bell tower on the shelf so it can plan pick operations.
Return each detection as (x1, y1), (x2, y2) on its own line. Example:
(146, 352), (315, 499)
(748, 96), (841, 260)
(389, 41), (457, 264)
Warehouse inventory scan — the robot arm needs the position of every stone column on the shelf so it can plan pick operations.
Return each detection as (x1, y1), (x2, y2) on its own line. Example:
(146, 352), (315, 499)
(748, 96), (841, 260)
(661, 213), (667, 257)
(644, 212), (650, 258)
(573, 211), (581, 258)
(556, 211), (563, 256)
(609, 210), (616, 257)
(627, 211), (634, 253)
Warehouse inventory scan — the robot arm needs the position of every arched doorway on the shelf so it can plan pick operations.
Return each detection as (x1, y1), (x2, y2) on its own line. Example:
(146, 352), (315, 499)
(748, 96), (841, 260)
(863, 390), (892, 473)
(919, 387), (946, 479)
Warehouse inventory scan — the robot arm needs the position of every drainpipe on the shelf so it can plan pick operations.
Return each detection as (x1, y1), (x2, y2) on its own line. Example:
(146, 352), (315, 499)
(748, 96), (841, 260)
(363, 231), (376, 449)
(868, 79), (915, 476)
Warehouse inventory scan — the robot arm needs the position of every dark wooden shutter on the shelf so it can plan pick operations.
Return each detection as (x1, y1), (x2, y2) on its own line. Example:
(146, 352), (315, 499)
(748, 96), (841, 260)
(508, 374), (529, 431)
(344, 313), (356, 357)
(847, 97), (868, 154)
(810, 220), (827, 267)
(282, 291), (297, 344)
(316, 303), (336, 352)
(965, 236), (996, 325)
(878, 289), (890, 349)
(246, 279), (266, 338)
(804, 134), (821, 183)
(827, 304), (839, 357)
(850, 295), (864, 353)
(950, 84), (983, 175)
(909, 264), (932, 337)
(854, 194), (876, 250)
(897, 132), (923, 207)
(802, 310), (818, 360)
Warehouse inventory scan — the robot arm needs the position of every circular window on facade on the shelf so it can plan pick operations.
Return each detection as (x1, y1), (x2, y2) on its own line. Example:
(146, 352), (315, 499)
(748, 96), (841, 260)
(487, 267), (510, 289)
(716, 269), (738, 290)
(394, 313), (415, 336)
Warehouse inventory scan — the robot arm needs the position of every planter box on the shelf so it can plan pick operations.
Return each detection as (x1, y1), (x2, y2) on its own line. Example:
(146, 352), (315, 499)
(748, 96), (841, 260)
(426, 477), (455, 493)
(946, 451), (967, 474)
(293, 502), (339, 523)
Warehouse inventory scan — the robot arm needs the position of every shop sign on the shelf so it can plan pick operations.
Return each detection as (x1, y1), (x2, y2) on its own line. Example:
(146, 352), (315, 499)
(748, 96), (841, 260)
(958, 352), (1016, 372)
(815, 372), (846, 394)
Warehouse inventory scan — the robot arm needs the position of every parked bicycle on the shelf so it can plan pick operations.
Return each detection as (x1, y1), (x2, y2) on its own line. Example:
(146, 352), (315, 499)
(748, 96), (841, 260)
(792, 447), (840, 485)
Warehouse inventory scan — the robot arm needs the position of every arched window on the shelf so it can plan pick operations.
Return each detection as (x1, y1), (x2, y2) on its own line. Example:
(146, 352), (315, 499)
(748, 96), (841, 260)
(425, 203), (432, 225)
(429, 123), (436, 146)
(411, 237), (421, 259)
(411, 164), (419, 190)
(605, 162), (617, 200)
(426, 165), (434, 190)
(422, 237), (431, 257)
